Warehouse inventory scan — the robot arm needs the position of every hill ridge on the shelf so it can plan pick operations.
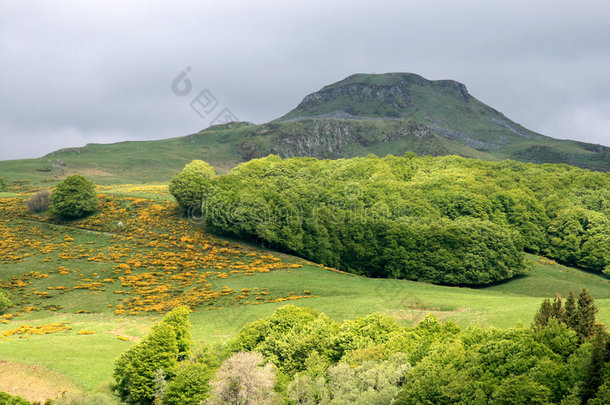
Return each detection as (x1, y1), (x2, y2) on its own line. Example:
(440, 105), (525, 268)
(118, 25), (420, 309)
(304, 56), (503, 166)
(1, 72), (609, 185)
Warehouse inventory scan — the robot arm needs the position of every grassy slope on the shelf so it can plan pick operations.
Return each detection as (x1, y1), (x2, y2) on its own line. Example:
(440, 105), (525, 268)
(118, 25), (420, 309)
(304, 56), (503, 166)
(0, 124), (251, 186)
(0, 75), (607, 189)
(1, 121), (605, 190)
(0, 360), (80, 403)
(1, 189), (610, 397)
(2, 258), (610, 393)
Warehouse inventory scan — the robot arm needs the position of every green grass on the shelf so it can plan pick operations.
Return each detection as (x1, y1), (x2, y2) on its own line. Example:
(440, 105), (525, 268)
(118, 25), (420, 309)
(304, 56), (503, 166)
(482, 255), (610, 298)
(1, 189), (610, 395)
(2, 251), (610, 391)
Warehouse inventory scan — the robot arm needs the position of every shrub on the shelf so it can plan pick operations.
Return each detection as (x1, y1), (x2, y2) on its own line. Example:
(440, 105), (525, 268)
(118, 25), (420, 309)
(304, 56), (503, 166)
(0, 177), (7, 192)
(0, 391), (30, 404)
(25, 190), (51, 212)
(169, 160), (215, 213)
(0, 289), (11, 313)
(50, 175), (98, 219)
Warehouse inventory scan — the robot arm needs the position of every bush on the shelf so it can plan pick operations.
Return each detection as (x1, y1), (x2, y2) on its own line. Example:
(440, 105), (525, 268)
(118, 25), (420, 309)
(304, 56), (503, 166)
(0, 391), (30, 404)
(0, 177), (7, 192)
(25, 190), (51, 212)
(0, 289), (11, 313)
(169, 160), (215, 213)
(50, 175), (98, 219)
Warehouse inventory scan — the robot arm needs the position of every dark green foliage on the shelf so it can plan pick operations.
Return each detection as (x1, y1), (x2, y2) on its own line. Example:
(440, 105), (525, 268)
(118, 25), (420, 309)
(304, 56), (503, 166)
(533, 294), (565, 330)
(0, 177), (7, 192)
(189, 154), (610, 285)
(529, 291), (610, 402)
(113, 306), (192, 404)
(533, 289), (599, 342)
(533, 298), (554, 329)
(391, 327), (565, 404)
(0, 289), (11, 313)
(589, 381), (610, 405)
(564, 289), (577, 329)
(0, 391), (30, 405)
(198, 155), (582, 285)
(168, 160), (215, 213)
(552, 293), (564, 321)
(548, 208), (610, 272)
(50, 175), (98, 219)
(581, 331), (610, 403)
(114, 322), (178, 404)
(576, 288), (598, 341)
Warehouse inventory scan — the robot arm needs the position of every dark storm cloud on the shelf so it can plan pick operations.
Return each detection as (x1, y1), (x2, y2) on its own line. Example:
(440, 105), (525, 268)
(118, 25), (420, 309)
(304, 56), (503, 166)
(1, 0), (609, 160)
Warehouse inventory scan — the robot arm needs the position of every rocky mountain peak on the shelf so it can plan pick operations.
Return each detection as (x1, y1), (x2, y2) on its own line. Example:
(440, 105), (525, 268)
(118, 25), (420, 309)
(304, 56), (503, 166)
(279, 73), (471, 121)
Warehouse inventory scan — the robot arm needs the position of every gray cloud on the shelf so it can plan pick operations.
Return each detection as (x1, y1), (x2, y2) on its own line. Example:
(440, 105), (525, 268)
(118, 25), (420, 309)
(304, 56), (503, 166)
(1, 0), (609, 160)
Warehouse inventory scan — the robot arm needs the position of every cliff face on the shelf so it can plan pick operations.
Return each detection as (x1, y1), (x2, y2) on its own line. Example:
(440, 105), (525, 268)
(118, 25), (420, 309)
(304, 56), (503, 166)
(237, 119), (436, 160)
(294, 80), (415, 118)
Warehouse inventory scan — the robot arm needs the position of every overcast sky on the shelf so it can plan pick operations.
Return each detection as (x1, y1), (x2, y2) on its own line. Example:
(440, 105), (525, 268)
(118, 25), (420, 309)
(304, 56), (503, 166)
(1, 0), (609, 160)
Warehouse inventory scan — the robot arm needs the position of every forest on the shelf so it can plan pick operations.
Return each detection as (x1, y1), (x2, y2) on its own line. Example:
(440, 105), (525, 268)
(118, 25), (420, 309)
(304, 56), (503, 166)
(101, 289), (610, 404)
(170, 154), (610, 286)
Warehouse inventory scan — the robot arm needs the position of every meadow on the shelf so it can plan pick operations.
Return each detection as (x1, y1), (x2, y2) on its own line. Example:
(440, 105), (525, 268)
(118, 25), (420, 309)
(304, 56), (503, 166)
(1, 183), (610, 402)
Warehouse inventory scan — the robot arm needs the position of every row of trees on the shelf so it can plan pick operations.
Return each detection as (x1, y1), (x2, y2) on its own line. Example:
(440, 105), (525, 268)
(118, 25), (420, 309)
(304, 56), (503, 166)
(109, 296), (610, 405)
(533, 288), (599, 342)
(170, 154), (610, 285)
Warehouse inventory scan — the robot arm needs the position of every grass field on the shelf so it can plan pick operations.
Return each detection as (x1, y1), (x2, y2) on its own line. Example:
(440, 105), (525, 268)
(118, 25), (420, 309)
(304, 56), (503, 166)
(1, 187), (610, 401)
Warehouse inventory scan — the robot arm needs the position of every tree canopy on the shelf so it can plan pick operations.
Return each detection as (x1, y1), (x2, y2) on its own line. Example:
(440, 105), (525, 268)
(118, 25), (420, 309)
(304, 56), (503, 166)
(179, 154), (609, 285)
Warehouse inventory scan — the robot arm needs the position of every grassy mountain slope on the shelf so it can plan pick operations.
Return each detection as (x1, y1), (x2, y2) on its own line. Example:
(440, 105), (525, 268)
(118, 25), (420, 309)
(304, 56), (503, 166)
(277, 72), (609, 170)
(0, 73), (608, 187)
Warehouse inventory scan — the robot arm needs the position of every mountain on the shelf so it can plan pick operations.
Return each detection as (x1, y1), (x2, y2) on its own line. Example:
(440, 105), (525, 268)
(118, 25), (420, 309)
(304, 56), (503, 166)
(1, 73), (609, 185)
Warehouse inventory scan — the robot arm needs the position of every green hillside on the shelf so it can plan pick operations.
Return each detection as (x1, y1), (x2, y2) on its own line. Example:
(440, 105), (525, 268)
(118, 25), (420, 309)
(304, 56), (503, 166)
(1, 190), (610, 395)
(1, 73), (610, 403)
(0, 73), (608, 188)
